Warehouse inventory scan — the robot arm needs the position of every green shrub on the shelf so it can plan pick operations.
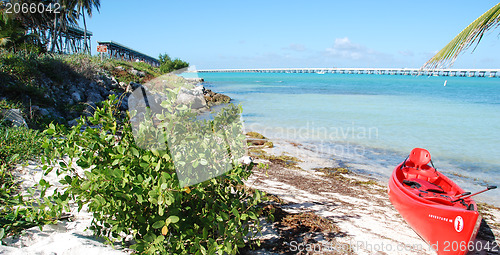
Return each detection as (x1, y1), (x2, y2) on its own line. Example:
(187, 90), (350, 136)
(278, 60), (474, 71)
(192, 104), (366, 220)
(0, 124), (56, 240)
(41, 95), (263, 254)
(0, 164), (55, 240)
(0, 125), (44, 166)
(159, 53), (189, 74)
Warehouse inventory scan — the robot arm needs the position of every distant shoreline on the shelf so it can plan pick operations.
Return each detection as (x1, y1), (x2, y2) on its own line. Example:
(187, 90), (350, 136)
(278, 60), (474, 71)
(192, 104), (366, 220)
(197, 67), (500, 78)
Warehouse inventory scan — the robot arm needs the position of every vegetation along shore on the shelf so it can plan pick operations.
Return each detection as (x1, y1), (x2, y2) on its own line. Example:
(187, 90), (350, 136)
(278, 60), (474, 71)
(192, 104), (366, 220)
(1, 1), (500, 254)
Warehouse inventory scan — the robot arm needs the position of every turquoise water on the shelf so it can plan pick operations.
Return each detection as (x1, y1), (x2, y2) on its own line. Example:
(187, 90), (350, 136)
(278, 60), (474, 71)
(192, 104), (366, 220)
(199, 72), (500, 205)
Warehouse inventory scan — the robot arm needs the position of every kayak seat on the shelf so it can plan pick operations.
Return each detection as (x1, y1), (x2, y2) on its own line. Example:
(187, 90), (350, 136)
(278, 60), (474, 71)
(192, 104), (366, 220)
(402, 166), (439, 183)
(408, 148), (431, 170)
(402, 148), (439, 182)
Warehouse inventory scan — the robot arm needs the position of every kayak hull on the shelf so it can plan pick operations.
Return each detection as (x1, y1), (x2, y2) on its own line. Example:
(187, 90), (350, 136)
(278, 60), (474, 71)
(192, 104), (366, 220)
(388, 162), (481, 255)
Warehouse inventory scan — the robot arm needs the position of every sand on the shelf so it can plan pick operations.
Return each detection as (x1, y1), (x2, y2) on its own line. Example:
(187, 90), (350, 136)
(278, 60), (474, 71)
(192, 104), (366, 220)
(0, 162), (130, 255)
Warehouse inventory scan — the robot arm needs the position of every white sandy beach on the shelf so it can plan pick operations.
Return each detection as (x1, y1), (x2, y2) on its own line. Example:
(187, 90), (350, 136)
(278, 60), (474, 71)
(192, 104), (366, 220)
(243, 139), (500, 255)
(0, 162), (130, 255)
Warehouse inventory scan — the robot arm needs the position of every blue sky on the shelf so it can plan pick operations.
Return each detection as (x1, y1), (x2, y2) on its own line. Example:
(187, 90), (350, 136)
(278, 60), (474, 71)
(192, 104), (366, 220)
(83, 0), (500, 69)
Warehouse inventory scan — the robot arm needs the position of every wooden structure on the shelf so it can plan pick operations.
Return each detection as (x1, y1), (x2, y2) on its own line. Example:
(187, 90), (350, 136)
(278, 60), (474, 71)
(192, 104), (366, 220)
(97, 41), (160, 67)
(29, 23), (92, 54)
(57, 24), (92, 54)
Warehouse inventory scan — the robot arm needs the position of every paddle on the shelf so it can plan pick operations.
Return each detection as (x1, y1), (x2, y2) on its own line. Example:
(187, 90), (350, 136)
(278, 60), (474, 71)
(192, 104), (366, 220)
(452, 185), (497, 203)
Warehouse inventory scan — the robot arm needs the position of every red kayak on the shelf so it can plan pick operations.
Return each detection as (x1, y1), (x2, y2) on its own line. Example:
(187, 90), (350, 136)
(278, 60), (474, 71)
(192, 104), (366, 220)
(388, 148), (482, 255)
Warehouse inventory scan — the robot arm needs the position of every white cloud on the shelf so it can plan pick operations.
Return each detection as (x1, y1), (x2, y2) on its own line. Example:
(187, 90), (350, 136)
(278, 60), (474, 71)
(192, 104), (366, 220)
(324, 37), (381, 61)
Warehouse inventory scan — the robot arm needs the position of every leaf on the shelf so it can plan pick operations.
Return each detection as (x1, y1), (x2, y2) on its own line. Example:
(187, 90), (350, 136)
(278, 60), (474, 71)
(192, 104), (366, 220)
(192, 160), (199, 168)
(9, 153), (19, 162)
(81, 181), (91, 190)
(152, 220), (165, 229)
(160, 183), (168, 190)
(200, 245), (207, 255)
(155, 159), (161, 172)
(231, 208), (240, 219)
(155, 234), (165, 244)
(162, 153), (171, 161)
(423, 2), (500, 69)
(167, 215), (179, 224)
(241, 213), (248, 221)
(161, 225), (168, 235)
(113, 169), (123, 178)
(160, 101), (170, 108)
(248, 211), (258, 220)
(164, 192), (174, 206)
(202, 227), (208, 239)
(200, 158), (208, 166)
(131, 147), (139, 157)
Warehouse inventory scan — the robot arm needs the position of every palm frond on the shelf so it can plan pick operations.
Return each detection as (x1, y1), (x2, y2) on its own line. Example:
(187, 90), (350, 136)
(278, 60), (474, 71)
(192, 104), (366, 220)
(423, 3), (500, 69)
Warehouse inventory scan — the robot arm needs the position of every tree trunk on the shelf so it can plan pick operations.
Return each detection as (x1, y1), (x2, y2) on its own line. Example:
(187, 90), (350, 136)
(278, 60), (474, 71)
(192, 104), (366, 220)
(49, 14), (57, 52)
(83, 11), (88, 54)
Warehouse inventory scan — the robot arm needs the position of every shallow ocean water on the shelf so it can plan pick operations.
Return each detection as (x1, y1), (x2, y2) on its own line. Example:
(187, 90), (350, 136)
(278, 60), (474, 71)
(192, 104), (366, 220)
(198, 72), (500, 205)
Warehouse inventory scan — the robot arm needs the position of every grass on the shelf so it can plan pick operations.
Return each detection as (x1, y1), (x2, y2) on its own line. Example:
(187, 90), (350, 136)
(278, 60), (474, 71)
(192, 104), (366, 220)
(0, 122), (47, 239)
(0, 99), (23, 110)
(0, 51), (165, 129)
(0, 124), (44, 166)
(145, 73), (194, 92)
(102, 59), (161, 85)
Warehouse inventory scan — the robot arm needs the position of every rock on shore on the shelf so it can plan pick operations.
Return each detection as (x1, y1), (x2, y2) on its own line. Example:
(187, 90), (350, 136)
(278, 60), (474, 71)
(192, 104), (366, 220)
(203, 88), (231, 106)
(3, 69), (230, 127)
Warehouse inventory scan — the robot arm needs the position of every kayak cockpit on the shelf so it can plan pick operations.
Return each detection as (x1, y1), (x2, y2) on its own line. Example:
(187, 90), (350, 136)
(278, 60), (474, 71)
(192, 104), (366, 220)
(396, 148), (476, 210)
(400, 175), (476, 210)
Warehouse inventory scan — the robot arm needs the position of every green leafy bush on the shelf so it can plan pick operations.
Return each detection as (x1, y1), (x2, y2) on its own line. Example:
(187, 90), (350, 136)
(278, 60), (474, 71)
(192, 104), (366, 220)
(41, 95), (263, 254)
(0, 163), (57, 240)
(0, 123), (57, 240)
(159, 53), (189, 74)
(0, 125), (44, 166)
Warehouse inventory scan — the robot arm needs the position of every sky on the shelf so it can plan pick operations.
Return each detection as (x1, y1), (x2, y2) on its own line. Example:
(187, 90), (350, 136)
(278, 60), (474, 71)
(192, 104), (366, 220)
(83, 0), (500, 69)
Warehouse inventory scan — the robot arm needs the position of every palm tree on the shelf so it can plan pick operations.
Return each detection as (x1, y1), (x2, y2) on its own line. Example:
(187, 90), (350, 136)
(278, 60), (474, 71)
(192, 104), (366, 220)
(75, 0), (100, 54)
(423, 3), (500, 69)
(49, 0), (79, 53)
(0, 14), (25, 49)
(0, 1), (41, 52)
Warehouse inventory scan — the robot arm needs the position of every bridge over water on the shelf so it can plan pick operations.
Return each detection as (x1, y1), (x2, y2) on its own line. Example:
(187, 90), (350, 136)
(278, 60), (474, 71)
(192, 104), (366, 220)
(97, 41), (160, 67)
(197, 68), (500, 77)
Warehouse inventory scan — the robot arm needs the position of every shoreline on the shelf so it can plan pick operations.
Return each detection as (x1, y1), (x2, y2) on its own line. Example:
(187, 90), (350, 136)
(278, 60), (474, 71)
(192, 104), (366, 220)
(242, 133), (500, 254)
(1, 134), (498, 255)
(200, 71), (500, 207)
(243, 123), (500, 208)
